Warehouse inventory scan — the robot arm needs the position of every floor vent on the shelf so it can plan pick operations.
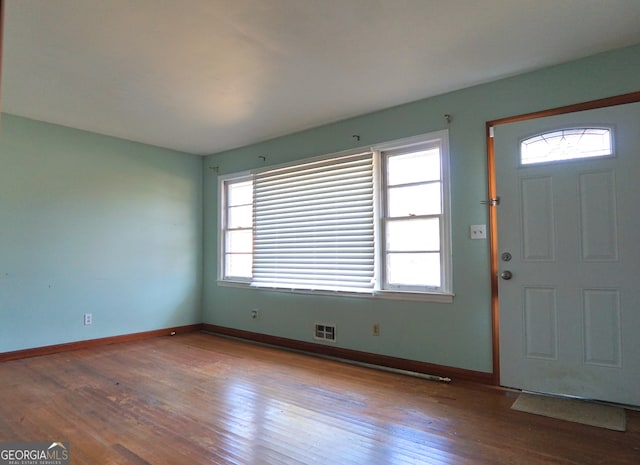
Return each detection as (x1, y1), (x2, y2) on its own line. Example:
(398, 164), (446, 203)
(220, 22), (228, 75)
(314, 323), (336, 342)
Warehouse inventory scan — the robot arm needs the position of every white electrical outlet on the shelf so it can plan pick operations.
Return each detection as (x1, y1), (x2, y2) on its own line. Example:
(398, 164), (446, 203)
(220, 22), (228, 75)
(470, 224), (487, 239)
(84, 313), (92, 326)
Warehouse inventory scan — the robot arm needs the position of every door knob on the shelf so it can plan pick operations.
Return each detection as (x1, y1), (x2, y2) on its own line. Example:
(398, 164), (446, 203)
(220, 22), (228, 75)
(500, 270), (513, 280)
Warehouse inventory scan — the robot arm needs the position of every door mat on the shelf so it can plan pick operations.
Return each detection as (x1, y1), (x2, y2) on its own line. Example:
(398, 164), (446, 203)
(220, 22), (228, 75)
(511, 392), (626, 431)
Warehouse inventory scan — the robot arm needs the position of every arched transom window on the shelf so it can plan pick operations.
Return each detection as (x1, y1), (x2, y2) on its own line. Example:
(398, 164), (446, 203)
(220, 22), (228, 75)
(520, 127), (613, 165)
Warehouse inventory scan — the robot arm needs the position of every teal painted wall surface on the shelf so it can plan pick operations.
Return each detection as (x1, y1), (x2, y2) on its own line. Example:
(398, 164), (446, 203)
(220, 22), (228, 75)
(0, 115), (203, 352)
(2, 43), (639, 370)
(202, 44), (640, 374)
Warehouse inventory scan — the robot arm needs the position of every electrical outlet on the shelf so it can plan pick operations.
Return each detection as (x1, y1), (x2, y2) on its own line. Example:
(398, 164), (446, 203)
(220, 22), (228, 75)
(250, 309), (259, 319)
(84, 313), (92, 326)
(372, 323), (380, 336)
(470, 224), (487, 239)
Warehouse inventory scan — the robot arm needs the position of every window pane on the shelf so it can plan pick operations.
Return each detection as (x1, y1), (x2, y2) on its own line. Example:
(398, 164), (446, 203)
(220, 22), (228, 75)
(387, 148), (440, 185)
(387, 183), (441, 217)
(227, 230), (252, 253)
(521, 128), (612, 165)
(386, 218), (440, 251)
(228, 205), (252, 229)
(386, 252), (441, 287)
(225, 253), (252, 278)
(227, 180), (253, 206)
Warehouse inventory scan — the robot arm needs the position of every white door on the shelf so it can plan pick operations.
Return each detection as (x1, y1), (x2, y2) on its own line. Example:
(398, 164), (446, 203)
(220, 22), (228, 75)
(495, 102), (640, 406)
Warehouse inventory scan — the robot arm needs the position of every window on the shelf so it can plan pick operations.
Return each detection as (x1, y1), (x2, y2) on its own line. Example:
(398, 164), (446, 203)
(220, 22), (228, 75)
(222, 178), (253, 280)
(520, 127), (613, 165)
(381, 141), (448, 291)
(219, 130), (452, 299)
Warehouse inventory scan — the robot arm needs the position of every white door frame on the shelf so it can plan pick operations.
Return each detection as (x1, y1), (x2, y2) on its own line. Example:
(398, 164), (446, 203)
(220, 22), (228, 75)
(485, 90), (640, 386)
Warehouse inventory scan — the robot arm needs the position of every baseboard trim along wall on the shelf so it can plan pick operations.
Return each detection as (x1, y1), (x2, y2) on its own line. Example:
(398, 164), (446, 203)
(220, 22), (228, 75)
(202, 324), (494, 385)
(1, 323), (494, 384)
(0, 324), (204, 362)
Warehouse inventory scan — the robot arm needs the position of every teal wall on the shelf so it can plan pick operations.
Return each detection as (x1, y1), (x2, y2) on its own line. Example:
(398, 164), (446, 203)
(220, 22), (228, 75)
(0, 115), (203, 352)
(202, 44), (640, 374)
(2, 44), (638, 371)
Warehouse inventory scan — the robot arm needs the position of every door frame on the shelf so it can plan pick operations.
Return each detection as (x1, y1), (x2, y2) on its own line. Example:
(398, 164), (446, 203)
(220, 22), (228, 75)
(485, 90), (640, 386)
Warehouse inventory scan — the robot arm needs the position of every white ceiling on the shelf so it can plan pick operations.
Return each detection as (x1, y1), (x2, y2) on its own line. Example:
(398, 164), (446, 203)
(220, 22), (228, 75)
(3, 1), (640, 155)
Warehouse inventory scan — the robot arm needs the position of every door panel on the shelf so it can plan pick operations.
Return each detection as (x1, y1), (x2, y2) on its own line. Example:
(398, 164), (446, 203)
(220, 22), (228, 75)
(579, 170), (618, 261)
(521, 176), (555, 261)
(494, 102), (640, 406)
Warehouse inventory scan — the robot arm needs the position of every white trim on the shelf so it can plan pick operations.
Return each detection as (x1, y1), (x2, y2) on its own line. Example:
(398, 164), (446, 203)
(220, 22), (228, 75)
(217, 279), (454, 303)
(372, 130), (449, 152)
(372, 151), (383, 291)
(440, 132), (453, 294)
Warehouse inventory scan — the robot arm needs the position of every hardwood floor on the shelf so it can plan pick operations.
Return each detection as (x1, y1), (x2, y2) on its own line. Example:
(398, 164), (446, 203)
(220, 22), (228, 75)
(0, 332), (638, 464)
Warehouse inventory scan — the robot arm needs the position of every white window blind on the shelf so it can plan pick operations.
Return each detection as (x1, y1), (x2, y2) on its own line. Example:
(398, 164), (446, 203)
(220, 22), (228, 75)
(252, 152), (375, 292)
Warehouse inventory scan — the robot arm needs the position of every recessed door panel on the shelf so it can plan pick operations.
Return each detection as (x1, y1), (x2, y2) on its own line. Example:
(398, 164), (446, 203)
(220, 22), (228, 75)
(583, 289), (622, 367)
(579, 170), (618, 261)
(521, 177), (556, 261)
(523, 287), (558, 360)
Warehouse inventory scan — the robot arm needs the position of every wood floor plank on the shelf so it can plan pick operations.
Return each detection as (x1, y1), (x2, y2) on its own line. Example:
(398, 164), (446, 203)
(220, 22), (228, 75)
(0, 332), (638, 464)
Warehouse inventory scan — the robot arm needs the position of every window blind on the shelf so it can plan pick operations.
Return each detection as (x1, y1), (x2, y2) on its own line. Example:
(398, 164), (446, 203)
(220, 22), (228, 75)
(252, 152), (375, 292)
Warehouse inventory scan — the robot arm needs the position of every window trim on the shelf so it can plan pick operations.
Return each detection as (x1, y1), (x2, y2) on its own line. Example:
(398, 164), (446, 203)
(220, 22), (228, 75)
(217, 130), (453, 302)
(217, 279), (454, 302)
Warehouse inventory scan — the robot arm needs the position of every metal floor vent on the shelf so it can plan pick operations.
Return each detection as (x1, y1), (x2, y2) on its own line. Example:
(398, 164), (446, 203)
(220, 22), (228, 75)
(314, 323), (336, 342)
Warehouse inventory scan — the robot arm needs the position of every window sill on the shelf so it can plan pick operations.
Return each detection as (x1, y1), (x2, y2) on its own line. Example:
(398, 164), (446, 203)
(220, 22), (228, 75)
(373, 290), (454, 303)
(217, 280), (454, 303)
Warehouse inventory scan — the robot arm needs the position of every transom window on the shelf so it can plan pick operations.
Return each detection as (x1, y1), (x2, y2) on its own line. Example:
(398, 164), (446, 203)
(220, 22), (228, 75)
(520, 127), (613, 165)
(219, 130), (452, 299)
